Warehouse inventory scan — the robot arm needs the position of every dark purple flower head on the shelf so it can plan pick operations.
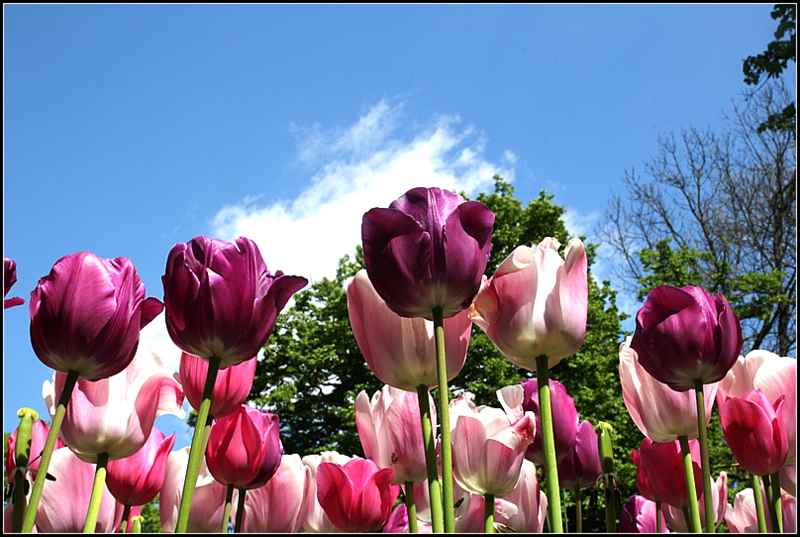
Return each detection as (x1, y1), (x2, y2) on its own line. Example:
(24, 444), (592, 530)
(557, 419), (602, 490)
(362, 187), (494, 319)
(631, 285), (743, 391)
(4, 257), (25, 309)
(519, 378), (578, 464)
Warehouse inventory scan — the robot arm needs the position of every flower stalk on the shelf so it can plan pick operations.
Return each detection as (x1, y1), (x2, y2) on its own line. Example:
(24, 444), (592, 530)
(405, 482), (419, 533)
(82, 452), (109, 533)
(484, 493), (495, 533)
(678, 435), (702, 533)
(416, 384), (444, 533)
(536, 354), (564, 533)
(433, 307), (456, 533)
(693, 380), (715, 532)
(764, 473), (783, 533)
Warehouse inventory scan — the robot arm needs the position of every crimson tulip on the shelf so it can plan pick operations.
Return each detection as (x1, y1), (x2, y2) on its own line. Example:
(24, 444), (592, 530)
(620, 336), (719, 442)
(361, 186), (494, 319)
(663, 472), (728, 532)
(205, 405), (282, 489)
(4, 257), (24, 308)
(302, 451), (353, 533)
(619, 495), (668, 533)
(632, 438), (703, 509)
(180, 351), (256, 419)
(720, 389), (788, 476)
(43, 343), (184, 463)
(558, 420), (602, 490)
(162, 235), (307, 368)
(631, 285), (742, 391)
(347, 269), (471, 390)
(470, 238), (588, 370)
(106, 428), (176, 507)
(30, 252), (163, 380)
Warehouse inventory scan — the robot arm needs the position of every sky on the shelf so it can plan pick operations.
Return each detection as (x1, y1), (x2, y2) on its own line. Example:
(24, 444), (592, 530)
(3, 4), (788, 449)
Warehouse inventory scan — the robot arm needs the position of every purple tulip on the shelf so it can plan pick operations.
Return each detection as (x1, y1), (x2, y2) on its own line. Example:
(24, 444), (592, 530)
(29, 252), (163, 380)
(557, 420), (602, 490)
(361, 187), (494, 319)
(619, 495), (668, 533)
(631, 285), (743, 391)
(4, 257), (24, 309)
(162, 236), (307, 368)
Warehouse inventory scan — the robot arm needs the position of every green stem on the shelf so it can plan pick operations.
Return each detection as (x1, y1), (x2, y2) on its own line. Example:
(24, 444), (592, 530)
(221, 484), (234, 533)
(433, 307), (455, 533)
(484, 493), (495, 533)
(234, 487), (246, 533)
(11, 408), (38, 532)
(535, 354), (564, 533)
(21, 370), (80, 533)
(416, 384), (444, 533)
(655, 501), (662, 534)
(595, 422), (617, 532)
(764, 473), (783, 533)
(83, 453), (109, 533)
(130, 515), (143, 533)
(752, 473), (768, 533)
(405, 482), (419, 533)
(119, 504), (132, 533)
(678, 435), (702, 533)
(175, 355), (221, 533)
(693, 380), (715, 532)
(574, 487), (583, 533)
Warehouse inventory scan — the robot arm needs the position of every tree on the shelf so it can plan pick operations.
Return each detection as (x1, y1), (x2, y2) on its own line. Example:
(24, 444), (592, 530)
(600, 82), (796, 356)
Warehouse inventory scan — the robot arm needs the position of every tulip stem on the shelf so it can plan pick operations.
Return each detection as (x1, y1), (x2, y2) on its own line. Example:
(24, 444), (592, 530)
(535, 354), (564, 533)
(655, 501), (662, 534)
(119, 505), (132, 533)
(416, 384), (444, 533)
(693, 380), (715, 532)
(21, 370), (80, 533)
(176, 355), (221, 533)
(221, 484), (234, 533)
(574, 487), (583, 533)
(11, 408), (38, 533)
(83, 452), (109, 533)
(678, 435), (702, 533)
(752, 473), (768, 533)
(405, 482), (419, 533)
(484, 493), (495, 533)
(764, 473), (783, 533)
(234, 487), (246, 533)
(433, 307), (455, 533)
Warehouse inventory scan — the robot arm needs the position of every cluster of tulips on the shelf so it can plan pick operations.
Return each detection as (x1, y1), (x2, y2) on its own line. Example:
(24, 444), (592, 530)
(3, 185), (796, 533)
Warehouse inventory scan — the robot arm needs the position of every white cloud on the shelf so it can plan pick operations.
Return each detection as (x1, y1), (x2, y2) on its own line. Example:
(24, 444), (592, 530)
(211, 99), (514, 285)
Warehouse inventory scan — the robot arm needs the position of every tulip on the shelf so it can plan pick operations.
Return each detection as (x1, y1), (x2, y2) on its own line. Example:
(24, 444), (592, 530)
(558, 420), (602, 490)
(383, 503), (434, 533)
(720, 389), (788, 476)
(631, 438), (703, 509)
(43, 343), (185, 463)
(347, 270), (471, 391)
(4, 257), (24, 308)
(106, 428), (176, 508)
(302, 451), (353, 533)
(204, 405), (282, 489)
(726, 486), (797, 533)
(159, 446), (232, 533)
(619, 495), (668, 533)
(496, 459), (548, 533)
(230, 454), (310, 533)
(180, 351), (256, 419)
(630, 285), (742, 392)
(780, 464), (796, 496)
(30, 252), (163, 380)
(663, 472), (727, 532)
(162, 235), (308, 368)
(316, 457), (400, 533)
(361, 186), (494, 320)
(470, 238), (588, 370)
(620, 336), (719, 442)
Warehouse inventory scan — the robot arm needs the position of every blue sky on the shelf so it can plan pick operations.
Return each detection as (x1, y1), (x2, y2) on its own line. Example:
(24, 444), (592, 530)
(3, 4), (787, 448)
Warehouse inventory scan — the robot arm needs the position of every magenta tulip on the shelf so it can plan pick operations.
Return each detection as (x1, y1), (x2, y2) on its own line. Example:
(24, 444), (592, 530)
(205, 405), (282, 488)
(620, 336), (719, 442)
(180, 351), (256, 419)
(355, 385), (433, 484)
(632, 438), (703, 509)
(4, 257), (24, 309)
(720, 389), (788, 476)
(29, 252), (163, 380)
(361, 186), (494, 319)
(663, 472), (728, 532)
(106, 428), (176, 507)
(162, 235), (307, 368)
(470, 238), (588, 370)
(383, 503), (434, 533)
(43, 343), (185, 463)
(316, 457), (399, 533)
(347, 269), (471, 390)
(302, 451), (353, 533)
(557, 420), (603, 490)
(619, 495), (668, 533)
(631, 285), (743, 391)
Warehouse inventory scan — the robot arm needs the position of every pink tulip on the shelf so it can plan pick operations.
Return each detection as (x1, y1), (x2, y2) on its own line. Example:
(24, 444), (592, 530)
(780, 463), (795, 496)
(316, 457), (399, 533)
(619, 495), (668, 533)
(302, 452), (353, 533)
(180, 351), (256, 419)
(106, 428), (176, 507)
(663, 472), (727, 532)
(347, 270), (471, 390)
(720, 389), (788, 476)
(470, 238), (588, 370)
(355, 385), (433, 484)
(557, 420), (602, 490)
(6, 419), (65, 488)
(30, 252), (163, 380)
(718, 350), (796, 466)
(383, 503), (434, 533)
(361, 187), (495, 320)
(43, 343), (184, 463)
(231, 454), (311, 533)
(162, 235), (307, 368)
(620, 336), (719, 442)
(160, 446), (232, 533)
(725, 486), (796, 533)
(450, 392), (536, 497)
(497, 459), (548, 533)
(205, 405), (282, 488)
(4, 257), (24, 308)
(631, 438), (703, 509)
(631, 285), (742, 391)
